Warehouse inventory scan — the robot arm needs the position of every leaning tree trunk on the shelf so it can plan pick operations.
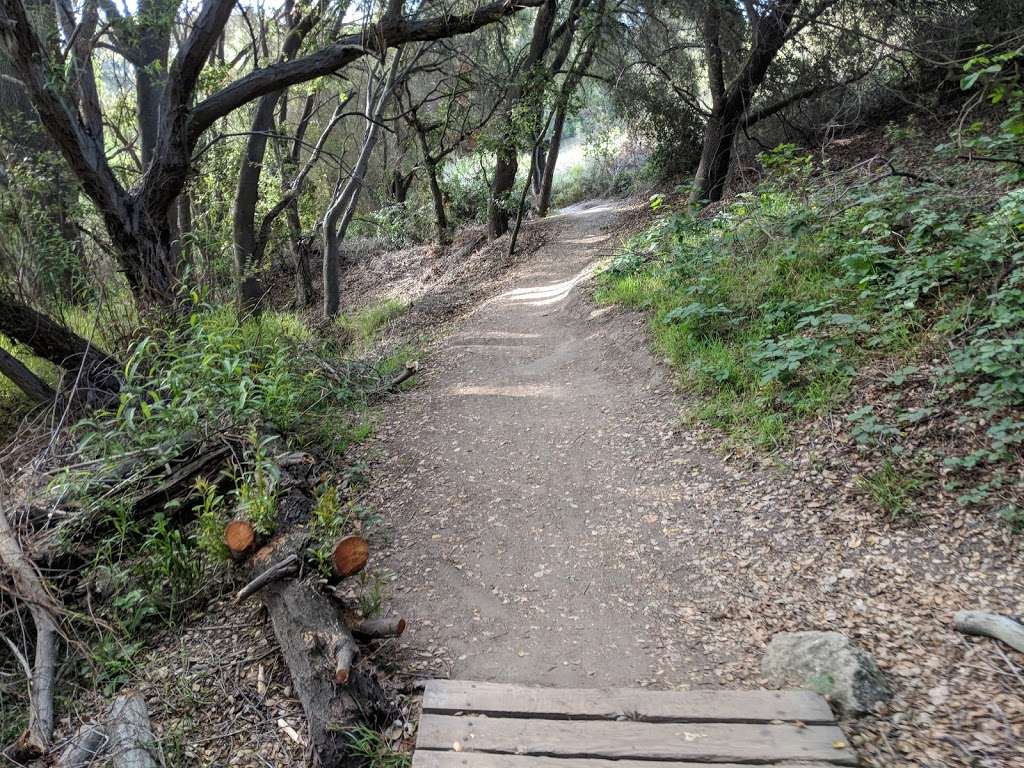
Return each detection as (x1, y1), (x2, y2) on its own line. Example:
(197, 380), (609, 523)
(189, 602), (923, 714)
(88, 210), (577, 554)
(0, 506), (60, 761)
(687, 0), (801, 207)
(536, 100), (568, 217)
(0, 297), (121, 396)
(688, 107), (739, 206)
(322, 53), (403, 319)
(0, 347), (57, 405)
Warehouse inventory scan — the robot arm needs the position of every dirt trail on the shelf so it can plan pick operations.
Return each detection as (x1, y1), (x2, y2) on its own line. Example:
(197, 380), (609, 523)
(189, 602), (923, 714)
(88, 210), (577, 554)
(367, 201), (1024, 768)
(371, 200), (725, 687)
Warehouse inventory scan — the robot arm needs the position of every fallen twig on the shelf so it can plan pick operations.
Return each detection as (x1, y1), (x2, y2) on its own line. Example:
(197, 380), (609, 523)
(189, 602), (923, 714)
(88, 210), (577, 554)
(954, 610), (1024, 654)
(233, 553), (300, 604)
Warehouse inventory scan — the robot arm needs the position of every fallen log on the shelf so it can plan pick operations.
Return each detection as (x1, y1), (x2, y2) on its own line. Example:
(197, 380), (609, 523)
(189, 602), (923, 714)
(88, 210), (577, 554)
(262, 579), (396, 766)
(106, 692), (158, 768)
(243, 531), (397, 765)
(224, 519), (257, 561)
(954, 610), (1024, 654)
(56, 724), (107, 768)
(353, 616), (407, 640)
(0, 506), (59, 762)
(332, 535), (369, 579)
(131, 443), (232, 517)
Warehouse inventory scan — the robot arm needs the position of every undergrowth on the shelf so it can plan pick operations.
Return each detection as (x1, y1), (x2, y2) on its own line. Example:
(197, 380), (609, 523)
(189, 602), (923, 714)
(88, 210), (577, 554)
(41, 303), (407, 687)
(598, 68), (1024, 525)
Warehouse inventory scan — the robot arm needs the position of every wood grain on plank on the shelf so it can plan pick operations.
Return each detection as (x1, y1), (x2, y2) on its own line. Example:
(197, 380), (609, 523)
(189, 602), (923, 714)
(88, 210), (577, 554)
(413, 751), (841, 768)
(416, 715), (857, 766)
(422, 680), (835, 724)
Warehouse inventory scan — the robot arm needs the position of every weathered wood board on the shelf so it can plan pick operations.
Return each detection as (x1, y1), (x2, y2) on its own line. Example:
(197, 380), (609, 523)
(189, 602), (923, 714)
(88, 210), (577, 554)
(413, 680), (857, 768)
(422, 679), (836, 724)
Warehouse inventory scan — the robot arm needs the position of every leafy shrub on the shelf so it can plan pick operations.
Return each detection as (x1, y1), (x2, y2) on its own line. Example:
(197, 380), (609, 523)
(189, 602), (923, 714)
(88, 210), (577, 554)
(598, 134), (1024, 522)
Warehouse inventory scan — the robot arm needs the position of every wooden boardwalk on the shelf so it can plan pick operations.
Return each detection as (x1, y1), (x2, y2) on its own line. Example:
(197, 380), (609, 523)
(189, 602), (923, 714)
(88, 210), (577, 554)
(413, 680), (858, 768)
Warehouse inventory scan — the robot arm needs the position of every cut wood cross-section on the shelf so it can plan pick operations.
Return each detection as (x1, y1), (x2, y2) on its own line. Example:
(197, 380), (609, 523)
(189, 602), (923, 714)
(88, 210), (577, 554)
(413, 680), (858, 768)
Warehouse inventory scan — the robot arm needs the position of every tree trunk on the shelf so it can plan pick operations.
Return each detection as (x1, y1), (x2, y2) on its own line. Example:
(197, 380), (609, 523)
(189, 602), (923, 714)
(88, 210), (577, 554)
(486, 0), (558, 239)
(233, 91), (281, 314)
(232, 9), (318, 314)
(287, 204), (314, 308)
(488, 148), (518, 239)
(687, 0), (802, 207)
(688, 107), (739, 205)
(536, 6), (603, 218)
(425, 161), (449, 244)
(536, 101), (567, 217)
(0, 297), (120, 395)
(322, 53), (403, 319)
(244, 531), (398, 766)
(0, 346), (57, 405)
(532, 142), (546, 196)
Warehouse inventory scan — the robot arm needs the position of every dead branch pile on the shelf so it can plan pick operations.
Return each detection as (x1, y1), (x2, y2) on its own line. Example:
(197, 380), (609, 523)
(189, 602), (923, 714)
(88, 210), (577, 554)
(0, 422), (409, 767)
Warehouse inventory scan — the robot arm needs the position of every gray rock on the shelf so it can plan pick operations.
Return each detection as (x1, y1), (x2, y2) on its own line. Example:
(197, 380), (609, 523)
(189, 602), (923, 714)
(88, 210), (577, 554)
(761, 631), (892, 716)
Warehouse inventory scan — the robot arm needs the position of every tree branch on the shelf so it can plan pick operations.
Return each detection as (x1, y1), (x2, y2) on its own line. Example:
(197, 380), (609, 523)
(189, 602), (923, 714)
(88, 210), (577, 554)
(190, 0), (544, 139)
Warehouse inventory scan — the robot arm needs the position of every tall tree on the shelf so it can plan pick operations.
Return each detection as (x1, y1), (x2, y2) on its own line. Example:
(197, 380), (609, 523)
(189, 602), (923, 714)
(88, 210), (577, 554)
(322, 51), (405, 318)
(487, 0), (558, 239)
(0, 0), (545, 309)
(232, 0), (322, 312)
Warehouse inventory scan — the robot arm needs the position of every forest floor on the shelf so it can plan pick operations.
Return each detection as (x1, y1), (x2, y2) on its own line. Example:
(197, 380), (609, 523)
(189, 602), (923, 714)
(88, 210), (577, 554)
(357, 199), (1023, 768)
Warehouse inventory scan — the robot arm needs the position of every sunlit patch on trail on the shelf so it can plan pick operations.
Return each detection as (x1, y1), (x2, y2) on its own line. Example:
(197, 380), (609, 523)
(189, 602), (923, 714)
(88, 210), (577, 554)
(502, 264), (600, 307)
(446, 383), (566, 399)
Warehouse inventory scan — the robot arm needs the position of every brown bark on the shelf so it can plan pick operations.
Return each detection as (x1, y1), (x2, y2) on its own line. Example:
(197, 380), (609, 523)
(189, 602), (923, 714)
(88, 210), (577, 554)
(0, 347), (57, 405)
(0, 297), (120, 396)
(689, 0), (802, 206)
(487, 0), (559, 239)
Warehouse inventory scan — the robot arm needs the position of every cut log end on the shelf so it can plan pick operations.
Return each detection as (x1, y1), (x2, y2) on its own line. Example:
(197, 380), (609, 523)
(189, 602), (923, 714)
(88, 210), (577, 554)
(224, 520), (256, 560)
(331, 535), (369, 578)
(353, 616), (407, 640)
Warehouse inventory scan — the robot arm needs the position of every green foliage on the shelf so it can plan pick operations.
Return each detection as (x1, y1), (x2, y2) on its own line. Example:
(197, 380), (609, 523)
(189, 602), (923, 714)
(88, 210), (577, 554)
(336, 299), (407, 353)
(598, 136), (1024, 523)
(194, 478), (229, 560)
(956, 45), (1024, 181)
(358, 572), (388, 619)
(309, 481), (351, 577)
(346, 725), (411, 768)
(443, 152), (496, 224)
(235, 436), (282, 535)
(857, 460), (926, 520)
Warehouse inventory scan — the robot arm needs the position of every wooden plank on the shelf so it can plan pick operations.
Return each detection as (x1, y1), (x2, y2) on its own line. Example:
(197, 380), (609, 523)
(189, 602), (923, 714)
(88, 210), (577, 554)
(414, 751), (841, 768)
(422, 681), (835, 724)
(416, 715), (857, 766)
